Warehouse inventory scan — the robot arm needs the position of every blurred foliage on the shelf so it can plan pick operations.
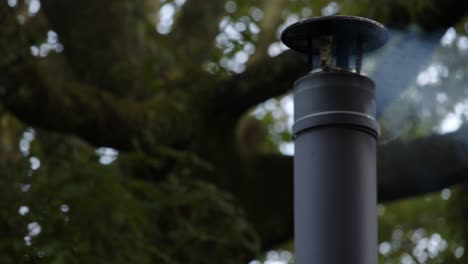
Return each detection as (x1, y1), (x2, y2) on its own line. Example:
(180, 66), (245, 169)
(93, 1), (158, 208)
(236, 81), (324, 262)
(0, 0), (467, 263)
(0, 123), (258, 263)
(377, 190), (465, 264)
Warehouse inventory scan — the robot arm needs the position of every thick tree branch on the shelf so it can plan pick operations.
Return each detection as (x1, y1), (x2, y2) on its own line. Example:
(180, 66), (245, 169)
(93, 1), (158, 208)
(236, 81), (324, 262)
(0, 55), (196, 151)
(214, 51), (306, 117)
(386, 0), (468, 31)
(239, 153), (294, 252)
(377, 128), (468, 201)
(333, 0), (468, 31)
(236, 127), (468, 249)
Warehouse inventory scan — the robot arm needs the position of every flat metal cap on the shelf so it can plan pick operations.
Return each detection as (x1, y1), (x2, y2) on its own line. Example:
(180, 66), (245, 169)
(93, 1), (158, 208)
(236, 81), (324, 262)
(281, 15), (389, 54)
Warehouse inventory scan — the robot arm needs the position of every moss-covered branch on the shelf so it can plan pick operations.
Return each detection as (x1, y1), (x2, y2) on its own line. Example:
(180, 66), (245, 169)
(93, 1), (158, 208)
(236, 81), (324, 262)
(1, 55), (196, 150)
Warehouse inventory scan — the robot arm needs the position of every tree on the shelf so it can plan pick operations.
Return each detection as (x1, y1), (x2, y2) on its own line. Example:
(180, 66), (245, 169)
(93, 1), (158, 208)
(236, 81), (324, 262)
(0, 0), (467, 263)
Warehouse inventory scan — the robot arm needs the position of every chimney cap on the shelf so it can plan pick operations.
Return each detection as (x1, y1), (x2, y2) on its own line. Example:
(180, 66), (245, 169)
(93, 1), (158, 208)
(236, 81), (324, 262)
(281, 15), (389, 55)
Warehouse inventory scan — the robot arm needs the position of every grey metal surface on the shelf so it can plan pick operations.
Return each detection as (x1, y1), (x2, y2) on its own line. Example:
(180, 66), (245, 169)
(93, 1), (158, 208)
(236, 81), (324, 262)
(294, 126), (377, 264)
(293, 72), (378, 264)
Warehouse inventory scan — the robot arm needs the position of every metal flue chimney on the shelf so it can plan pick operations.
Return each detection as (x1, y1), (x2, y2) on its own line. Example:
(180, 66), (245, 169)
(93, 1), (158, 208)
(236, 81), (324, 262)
(281, 16), (389, 264)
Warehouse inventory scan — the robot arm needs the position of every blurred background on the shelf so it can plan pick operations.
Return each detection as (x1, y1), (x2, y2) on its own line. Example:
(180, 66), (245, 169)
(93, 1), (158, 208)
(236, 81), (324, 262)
(0, 0), (467, 263)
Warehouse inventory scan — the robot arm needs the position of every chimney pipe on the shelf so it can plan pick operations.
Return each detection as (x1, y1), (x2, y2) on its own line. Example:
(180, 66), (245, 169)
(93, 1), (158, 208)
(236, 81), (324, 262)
(281, 16), (389, 264)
